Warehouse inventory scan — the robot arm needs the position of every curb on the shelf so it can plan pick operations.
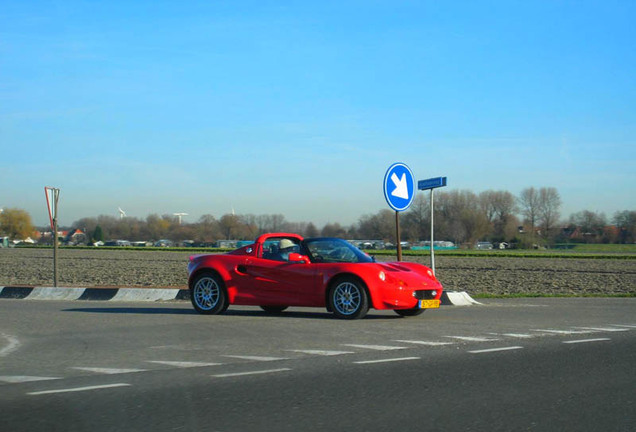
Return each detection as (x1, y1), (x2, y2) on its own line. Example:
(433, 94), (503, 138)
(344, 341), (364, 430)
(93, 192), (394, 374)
(1, 286), (481, 306)
(441, 291), (482, 306)
(0, 286), (188, 302)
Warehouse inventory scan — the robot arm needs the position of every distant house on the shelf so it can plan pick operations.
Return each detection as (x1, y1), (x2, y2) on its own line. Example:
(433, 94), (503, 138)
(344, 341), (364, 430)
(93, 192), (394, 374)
(65, 229), (87, 245)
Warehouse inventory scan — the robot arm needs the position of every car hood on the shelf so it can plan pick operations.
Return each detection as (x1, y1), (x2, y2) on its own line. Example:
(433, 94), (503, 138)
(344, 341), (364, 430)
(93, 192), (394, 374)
(375, 261), (440, 288)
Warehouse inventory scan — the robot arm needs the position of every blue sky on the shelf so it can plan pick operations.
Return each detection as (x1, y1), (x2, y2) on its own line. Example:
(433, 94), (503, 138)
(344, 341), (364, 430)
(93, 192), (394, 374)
(1, 0), (634, 227)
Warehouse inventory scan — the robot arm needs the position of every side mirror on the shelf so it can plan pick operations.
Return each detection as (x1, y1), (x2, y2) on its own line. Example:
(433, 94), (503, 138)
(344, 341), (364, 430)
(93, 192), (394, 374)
(288, 253), (310, 264)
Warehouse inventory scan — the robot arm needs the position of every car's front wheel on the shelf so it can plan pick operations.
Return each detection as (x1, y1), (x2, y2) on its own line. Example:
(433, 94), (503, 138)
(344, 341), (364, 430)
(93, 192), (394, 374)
(190, 272), (228, 315)
(328, 277), (369, 320)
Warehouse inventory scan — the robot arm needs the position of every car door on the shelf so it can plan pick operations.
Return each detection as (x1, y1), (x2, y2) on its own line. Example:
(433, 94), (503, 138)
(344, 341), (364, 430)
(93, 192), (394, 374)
(242, 256), (318, 305)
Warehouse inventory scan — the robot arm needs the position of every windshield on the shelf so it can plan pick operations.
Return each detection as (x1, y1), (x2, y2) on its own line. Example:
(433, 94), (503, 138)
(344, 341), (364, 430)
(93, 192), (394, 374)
(302, 238), (374, 264)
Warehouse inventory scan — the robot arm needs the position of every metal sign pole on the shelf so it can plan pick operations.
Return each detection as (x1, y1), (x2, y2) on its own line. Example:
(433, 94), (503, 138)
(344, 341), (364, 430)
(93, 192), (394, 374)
(430, 189), (435, 275)
(395, 211), (402, 262)
(417, 177), (447, 276)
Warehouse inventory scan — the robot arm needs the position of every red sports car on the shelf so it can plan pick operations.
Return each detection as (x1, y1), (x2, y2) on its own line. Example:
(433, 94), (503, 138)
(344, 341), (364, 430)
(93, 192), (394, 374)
(187, 233), (443, 319)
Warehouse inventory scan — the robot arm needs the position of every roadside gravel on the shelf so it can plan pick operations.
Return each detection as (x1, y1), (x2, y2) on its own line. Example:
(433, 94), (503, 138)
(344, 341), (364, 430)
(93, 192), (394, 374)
(1, 248), (634, 296)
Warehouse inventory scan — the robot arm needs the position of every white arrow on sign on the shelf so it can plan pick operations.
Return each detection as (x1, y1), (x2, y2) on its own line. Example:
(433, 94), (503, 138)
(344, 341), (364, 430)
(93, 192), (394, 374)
(390, 173), (409, 199)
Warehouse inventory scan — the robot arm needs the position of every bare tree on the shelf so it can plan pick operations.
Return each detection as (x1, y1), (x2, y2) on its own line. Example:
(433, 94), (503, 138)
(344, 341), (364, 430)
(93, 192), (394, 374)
(435, 190), (490, 245)
(402, 194), (430, 241)
(518, 187), (541, 234)
(219, 214), (240, 239)
(357, 210), (395, 241)
(479, 190), (518, 241)
(613, 210), (636, 244)
(538, 187), (561, 240)
(570, 210), (606, 242)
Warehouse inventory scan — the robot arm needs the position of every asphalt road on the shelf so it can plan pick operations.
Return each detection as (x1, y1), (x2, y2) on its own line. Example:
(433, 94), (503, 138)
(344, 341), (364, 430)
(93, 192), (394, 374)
(1, 298), (635, 431)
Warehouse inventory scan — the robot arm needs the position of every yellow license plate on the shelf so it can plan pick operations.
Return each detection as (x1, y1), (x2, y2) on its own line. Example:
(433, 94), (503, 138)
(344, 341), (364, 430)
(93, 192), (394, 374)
(419, 299), (440, 309)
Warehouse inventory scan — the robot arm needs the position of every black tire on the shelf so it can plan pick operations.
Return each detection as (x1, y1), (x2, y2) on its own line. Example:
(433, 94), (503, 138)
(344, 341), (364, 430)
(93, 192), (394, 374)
(190, 272), (228, 315)
(260, 306), (288, 314)
(328, 277), (369, 320)
(394, 308), (425, 317)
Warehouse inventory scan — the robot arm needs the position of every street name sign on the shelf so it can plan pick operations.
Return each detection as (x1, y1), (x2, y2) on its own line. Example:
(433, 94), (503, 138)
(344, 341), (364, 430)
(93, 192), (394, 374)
(418, 176), (447, 191)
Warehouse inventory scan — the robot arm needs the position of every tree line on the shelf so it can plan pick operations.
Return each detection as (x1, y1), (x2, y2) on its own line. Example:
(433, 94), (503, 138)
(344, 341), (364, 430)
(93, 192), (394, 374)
(1, 187), (635, 247)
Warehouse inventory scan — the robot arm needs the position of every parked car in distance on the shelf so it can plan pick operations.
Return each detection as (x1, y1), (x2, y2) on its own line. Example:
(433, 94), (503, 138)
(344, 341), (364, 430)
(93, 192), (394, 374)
(476, 241), (493, 250)
(104, 240), (132, 247)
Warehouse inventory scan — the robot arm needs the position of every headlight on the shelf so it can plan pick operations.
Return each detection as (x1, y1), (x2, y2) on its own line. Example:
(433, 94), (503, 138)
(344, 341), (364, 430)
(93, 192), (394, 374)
(379, 271), (386, 281)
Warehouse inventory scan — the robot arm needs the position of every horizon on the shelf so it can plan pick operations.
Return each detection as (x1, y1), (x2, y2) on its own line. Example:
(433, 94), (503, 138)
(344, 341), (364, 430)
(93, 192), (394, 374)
(2, 1), (634, 227)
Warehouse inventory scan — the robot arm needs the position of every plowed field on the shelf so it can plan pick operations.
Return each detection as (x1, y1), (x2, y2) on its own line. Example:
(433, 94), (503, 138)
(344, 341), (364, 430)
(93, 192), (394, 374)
(1, 248), (634, 296)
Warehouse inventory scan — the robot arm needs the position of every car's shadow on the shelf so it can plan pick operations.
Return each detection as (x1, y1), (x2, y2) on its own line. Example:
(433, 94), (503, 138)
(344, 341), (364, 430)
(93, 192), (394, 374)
(62, 307), (403, 320)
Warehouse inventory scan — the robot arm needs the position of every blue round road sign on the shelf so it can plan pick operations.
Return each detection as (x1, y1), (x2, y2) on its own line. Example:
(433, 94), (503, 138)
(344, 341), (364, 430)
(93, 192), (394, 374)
(383, 162), (415, 212)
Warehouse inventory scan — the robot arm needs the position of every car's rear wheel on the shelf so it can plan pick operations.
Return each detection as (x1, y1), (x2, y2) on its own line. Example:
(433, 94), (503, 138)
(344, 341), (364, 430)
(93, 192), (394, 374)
(260, 306), (288, 314)
(329, 277), (369, 320)
(190, 272), (228, 315)
(394, 308), (425, 317)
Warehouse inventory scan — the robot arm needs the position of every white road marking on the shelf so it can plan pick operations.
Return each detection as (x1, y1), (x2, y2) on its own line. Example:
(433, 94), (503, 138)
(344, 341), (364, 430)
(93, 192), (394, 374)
(343, 344), (407, 351)
(147, 361), (222, 368)
(28, 383), (130, 396)
(444, 336), (499, 342)
(611, 324), (636, 329)
(532, 329), (597, 335)
(286, 350), (354, 356)
(0, 333), (20, 358)
(468, 346), (524, 354)
(0, 376), (60, 383)
(575, 327), (629, 332)
(394, 340), (455, 346)
(354, 357), (420, 365)
(212, 368), (291, 378)
(72, 367), (147, 374)
(490, 333), (536, 339)
(222, 355), (288, 362)
(563, 338), (611, 344)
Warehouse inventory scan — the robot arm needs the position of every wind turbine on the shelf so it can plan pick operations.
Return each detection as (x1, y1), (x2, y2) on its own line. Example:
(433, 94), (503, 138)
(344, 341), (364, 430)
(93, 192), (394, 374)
(174, 212), (188, 224)
(118, 207), (126, 219)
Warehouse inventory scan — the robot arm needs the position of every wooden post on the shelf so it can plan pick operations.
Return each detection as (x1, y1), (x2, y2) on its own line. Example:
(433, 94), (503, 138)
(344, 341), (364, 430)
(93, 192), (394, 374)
(53, 189), (59, 287)
(395, 210), (402, 262)
(53, 214), (58, 287)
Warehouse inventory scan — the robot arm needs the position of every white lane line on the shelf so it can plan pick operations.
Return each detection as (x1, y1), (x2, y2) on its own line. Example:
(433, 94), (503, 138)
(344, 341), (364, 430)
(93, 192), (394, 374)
(354, 357), (420, 365)
(0, 333), (20, 358)
(72, 367), (147, 374)
(489, 333), (536, 339)
(0, 376), (60, 383)
(343, 344), (407, 351)
(394, 340), (455, 346)
(563, 338), (611, 344)
(444, 336), (499, 342)
(532, 329), (597, 335)
(222, 355), (288, 362)
(28, 383), (130, 396)
(612, 324), (636, 329)
(468, 346), (524, 354)
(147, 361), (222, 368)
(575, 327), (630, 332)
(287, 350), (355, 356)
(212, 368), (291, 378)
